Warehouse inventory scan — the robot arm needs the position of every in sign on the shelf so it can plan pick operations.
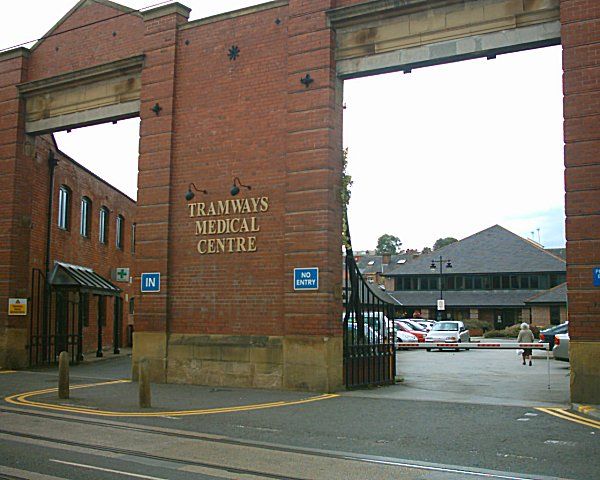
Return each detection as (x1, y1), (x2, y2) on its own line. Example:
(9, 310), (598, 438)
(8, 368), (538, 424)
(294, 268), (319, 291)
(141, 272), (160, 293)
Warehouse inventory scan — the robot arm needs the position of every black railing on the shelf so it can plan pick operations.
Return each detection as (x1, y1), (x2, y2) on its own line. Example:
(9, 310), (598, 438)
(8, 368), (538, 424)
(29, 268), (83, 366)
(342, 213), (397, 388)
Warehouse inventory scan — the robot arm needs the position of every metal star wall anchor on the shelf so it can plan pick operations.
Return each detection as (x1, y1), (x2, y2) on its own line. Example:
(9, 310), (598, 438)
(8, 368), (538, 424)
(300, 73), (314, 88)
(228, 45), (240, 60)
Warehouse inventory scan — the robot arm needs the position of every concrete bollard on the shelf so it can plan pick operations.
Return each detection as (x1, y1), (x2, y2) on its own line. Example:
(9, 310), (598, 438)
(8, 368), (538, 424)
(58, 351), (69, 399)
(138, 359), (151, 408)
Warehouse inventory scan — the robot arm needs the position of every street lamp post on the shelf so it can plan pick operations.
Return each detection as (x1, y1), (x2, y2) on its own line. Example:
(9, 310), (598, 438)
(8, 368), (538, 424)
(430, 256), (452, 321)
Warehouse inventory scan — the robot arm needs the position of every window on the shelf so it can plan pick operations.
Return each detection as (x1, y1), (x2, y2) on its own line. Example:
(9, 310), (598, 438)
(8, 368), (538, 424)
(57, 185), (71, 230)
(131, 223), (136, 254)
(116, 215), (124, 250)
(99, 207), (109, 244)
(129, 297), (135, 315)
(80, 197), (91, 237)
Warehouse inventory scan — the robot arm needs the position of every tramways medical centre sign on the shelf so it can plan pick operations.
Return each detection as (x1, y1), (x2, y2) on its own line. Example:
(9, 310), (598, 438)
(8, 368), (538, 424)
(187, 196), (269, 255)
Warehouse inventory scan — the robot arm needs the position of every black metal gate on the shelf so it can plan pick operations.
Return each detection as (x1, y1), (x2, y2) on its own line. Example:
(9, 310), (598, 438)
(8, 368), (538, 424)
(342, 217), (397, 388)
(29, 268), (83, 366)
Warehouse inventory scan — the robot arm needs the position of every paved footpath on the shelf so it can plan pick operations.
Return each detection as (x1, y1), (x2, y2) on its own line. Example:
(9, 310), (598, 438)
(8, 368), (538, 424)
(0, 354), (598, 480)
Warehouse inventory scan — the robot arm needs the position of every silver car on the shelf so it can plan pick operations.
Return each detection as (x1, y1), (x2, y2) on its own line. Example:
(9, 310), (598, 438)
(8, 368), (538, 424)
(425, 321), (470, 351)
(552, 333), (569, 361)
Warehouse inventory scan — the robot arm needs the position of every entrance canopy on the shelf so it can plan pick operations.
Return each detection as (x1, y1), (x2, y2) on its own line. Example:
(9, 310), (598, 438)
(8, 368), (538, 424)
(49, 261), (121, 296)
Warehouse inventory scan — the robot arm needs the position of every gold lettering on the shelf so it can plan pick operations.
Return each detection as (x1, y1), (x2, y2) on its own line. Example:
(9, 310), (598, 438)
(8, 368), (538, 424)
(250, 217), (260, 232)
(208, 220), (216, 235)
(197, 203), (206, 217)
(207, 202), (216, 216)
(260, 196), (269, 212)
(230, 218), (240, 233)
(231, 198), (244, 214)
(188, 203), (195, 217)
(217, 200), (229, 216)
(216, 238), (225, 253)
(226, 237), (235, 252)
(239, 218), (249, 233)
(207, 238), (216, 254)
(247, 236), (257, 252)
(217, 219), (228, 234)
(197, 239), (207, 254)
(250, 197), (260, 212)
(236, 237), (247, 252)
(195, 221), (206, 235)
(241, 199), (251, 214)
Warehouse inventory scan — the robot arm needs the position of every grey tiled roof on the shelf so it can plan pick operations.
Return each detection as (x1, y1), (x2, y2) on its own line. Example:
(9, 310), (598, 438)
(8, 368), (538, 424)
(389, 289), (552, 308)
(525, 283), (567, 304)
(546, 248), (566, 260)
(355, 254), (413, 275)
(386, 225), (566, 276)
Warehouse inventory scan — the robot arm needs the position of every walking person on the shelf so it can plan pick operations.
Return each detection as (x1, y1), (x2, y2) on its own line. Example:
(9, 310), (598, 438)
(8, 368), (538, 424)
(517, 322), (535, 366)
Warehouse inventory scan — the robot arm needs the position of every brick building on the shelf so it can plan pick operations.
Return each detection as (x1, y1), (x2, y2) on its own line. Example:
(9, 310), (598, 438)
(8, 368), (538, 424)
(1, 132), (136, 367)
(384, 225), (567, 329)
(0, 0), (598, 402)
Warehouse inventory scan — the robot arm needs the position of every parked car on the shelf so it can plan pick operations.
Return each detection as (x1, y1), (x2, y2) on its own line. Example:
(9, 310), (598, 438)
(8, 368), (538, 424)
(414, 320), (435, 332)
(539, 321), (568, 350)
(344, 311), (393, 341)
(552, 333), (570, 361)
(401, 319), (428, 332)
(396, 330), (419, 349)
(425, 321), (470, 351)
(345, 321), (382, 344)
(395, 320), (426, 342)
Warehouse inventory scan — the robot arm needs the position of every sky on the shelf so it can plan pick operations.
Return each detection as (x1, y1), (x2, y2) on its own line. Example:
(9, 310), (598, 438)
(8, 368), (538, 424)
(2, 1), (566, 251)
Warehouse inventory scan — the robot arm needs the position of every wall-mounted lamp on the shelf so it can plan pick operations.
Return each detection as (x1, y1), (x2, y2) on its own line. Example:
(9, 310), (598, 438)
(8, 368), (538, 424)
(231, 177), (251, 196)
(185, 183), (207, 201)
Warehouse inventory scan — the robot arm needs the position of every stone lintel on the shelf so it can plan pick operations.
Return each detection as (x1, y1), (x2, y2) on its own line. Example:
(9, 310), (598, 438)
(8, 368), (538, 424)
(142, 2), (191, 21)
(328, 0), (463, 28)
(0, 47), (30, 62)
(25, 100), (140, 134)
(336, 21), (560, 79)
(17, 55), (145, 96)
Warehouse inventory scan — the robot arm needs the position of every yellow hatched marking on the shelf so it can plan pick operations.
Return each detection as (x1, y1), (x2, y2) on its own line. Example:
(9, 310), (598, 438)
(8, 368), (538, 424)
(537, 407), (600, 430)
(5, 380), (339, 417)
(0, 370), (17, 374)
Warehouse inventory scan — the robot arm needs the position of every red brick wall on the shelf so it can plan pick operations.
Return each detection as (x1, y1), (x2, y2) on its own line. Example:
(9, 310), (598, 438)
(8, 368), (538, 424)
(0, 50), (31, 334)
(27, 2), (144, 81)
(166, 6), (289, 336)
(562, 0), (600, 342)
(29, 135), (136, 354)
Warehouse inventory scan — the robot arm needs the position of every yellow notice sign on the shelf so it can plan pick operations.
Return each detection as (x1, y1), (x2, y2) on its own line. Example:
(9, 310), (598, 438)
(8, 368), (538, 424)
(8, 298), (27, 316)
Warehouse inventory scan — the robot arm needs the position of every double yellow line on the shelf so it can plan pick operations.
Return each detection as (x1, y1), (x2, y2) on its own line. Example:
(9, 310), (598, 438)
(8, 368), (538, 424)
(537, 407), (600, 429)
(5, 379), (339, 417)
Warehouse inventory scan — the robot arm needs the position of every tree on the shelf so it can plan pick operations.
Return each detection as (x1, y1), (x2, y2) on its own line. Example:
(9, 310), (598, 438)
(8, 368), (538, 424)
(341, 148), (353, 249)
(376, 234), (402, 255)
(421, 247), (432, 254)
(433, 237), (458, 250)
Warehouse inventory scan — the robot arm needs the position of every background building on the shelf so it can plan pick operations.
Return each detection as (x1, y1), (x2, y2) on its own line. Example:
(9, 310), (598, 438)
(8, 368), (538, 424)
(1, 133), (136, 368)
(384, 225), (566, 329)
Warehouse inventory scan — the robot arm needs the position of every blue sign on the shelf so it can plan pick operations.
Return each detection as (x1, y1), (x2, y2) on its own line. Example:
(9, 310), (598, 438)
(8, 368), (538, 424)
(294, 267), (319, 291)
(594, 268), (600, 287)
(141, 272), (160, 293)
